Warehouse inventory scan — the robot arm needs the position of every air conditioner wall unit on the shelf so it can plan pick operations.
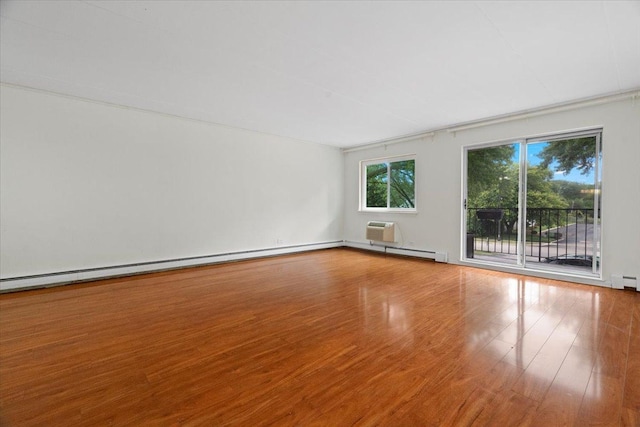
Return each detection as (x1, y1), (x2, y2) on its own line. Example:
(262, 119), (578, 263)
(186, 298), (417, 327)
(366, 221), (395, 243)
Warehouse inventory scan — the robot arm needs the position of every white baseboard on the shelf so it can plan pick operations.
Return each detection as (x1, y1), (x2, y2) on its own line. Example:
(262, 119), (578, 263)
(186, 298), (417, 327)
(0, 241), (343, 292)
(344, 241), (448, 262)
(342, 240), (386, 253)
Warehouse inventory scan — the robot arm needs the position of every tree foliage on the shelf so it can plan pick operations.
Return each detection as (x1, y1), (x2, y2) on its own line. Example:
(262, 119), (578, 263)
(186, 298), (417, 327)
(467, 145), (514, 201)
(390, 160), (415, 208)
(470, 163), (569, 233)
(366, 163), (387, 208)
(550, 180), (594, 209)
(539, 137), (597, 176)
(467, 138), (598, 236)
(471, 163), (518, 208)
(525, 166), (569, 209)
(366, 160), (415, 208)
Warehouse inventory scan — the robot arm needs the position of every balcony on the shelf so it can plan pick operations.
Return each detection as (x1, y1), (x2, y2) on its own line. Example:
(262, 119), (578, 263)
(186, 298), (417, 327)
(466, 207), (598, 274)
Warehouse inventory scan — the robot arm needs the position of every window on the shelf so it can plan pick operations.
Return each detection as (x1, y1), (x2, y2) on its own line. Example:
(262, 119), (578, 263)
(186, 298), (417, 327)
(361, 156), (415, 211)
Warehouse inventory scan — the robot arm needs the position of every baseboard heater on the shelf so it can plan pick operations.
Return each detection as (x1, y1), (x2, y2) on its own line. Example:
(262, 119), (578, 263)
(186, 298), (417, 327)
(386, 247), (448, 263)
(0, 241), (343, 293)
(2, 241), (447, 292)
(345, 241), (447, 263)
(611, 274), (638, 290)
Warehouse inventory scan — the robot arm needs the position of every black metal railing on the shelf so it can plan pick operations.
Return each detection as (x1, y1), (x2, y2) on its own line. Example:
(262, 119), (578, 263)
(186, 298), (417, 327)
(467, 207), (596, 264)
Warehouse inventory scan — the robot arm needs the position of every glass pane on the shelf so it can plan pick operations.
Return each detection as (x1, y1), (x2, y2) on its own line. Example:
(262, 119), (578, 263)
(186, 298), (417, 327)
(389, 160), (415, 208)
(465, 143), (520, 265)
(525, 136), (600, 275)
(366, 163), (388, 208)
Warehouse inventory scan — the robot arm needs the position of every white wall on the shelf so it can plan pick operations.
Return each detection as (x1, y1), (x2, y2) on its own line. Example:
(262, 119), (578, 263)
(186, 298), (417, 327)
(344, 96), (640, 286)
(0, 85), (343, 280)
(2, 84), (638, 289)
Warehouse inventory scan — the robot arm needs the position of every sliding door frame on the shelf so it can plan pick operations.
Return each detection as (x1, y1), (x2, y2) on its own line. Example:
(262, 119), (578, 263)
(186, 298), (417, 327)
(463, 128), (603, 279)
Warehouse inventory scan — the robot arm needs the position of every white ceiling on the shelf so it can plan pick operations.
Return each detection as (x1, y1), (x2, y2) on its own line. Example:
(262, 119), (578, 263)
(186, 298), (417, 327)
(1, 1), (639, 147)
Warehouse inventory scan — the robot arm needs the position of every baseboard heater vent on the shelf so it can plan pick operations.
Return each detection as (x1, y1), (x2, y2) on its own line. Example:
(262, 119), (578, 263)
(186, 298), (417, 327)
(346, 241), (448, 263)
(366, 221), (395, 242)
(0, 241), (344, 293)
(386, 247), (448, 263)
(611, 274), (638, 291)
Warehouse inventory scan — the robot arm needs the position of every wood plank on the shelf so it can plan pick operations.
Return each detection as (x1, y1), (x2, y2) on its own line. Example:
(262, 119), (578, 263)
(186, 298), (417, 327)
(576, 372), (624, 427)
(623, 300), (640, 413)
(471, 390), (538, 426)
(510, 327), (576, 401)
(0, 248), (637, 426)
(534, 344), (597, 426)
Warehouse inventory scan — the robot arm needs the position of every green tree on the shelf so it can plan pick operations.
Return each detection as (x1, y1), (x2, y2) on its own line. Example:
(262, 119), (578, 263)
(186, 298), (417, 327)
(471, 164), (569, 234)
(471, 163), (519, 233)
(525, 166), (569, 209)
(467, 145), (515, 203)
(390, 160), (415, 208)
(550, 180), (594, 209)
(366, 163), (387, 207)
(366, 160), (415, 208)
(539, 137), (597, 176)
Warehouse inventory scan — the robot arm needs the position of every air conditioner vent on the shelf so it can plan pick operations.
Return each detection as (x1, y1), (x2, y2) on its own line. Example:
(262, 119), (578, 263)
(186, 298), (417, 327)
(366, 221), (395, 242)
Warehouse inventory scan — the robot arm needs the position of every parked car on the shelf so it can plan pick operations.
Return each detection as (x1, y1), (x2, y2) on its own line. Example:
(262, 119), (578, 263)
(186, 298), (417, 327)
(544, 255), (593, 267)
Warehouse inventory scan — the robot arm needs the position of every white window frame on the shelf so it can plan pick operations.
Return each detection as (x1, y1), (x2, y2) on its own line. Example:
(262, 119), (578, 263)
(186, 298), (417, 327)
(359, 154), (417, 213)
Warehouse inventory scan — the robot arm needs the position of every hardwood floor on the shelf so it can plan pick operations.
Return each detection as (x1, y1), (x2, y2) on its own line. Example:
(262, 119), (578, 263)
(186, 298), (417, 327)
(1, 248), (638, 426)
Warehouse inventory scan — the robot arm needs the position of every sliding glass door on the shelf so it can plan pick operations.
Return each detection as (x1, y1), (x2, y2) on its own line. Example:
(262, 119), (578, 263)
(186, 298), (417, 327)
(464, 130), (602, 277)
(466, 142), (521, 266)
